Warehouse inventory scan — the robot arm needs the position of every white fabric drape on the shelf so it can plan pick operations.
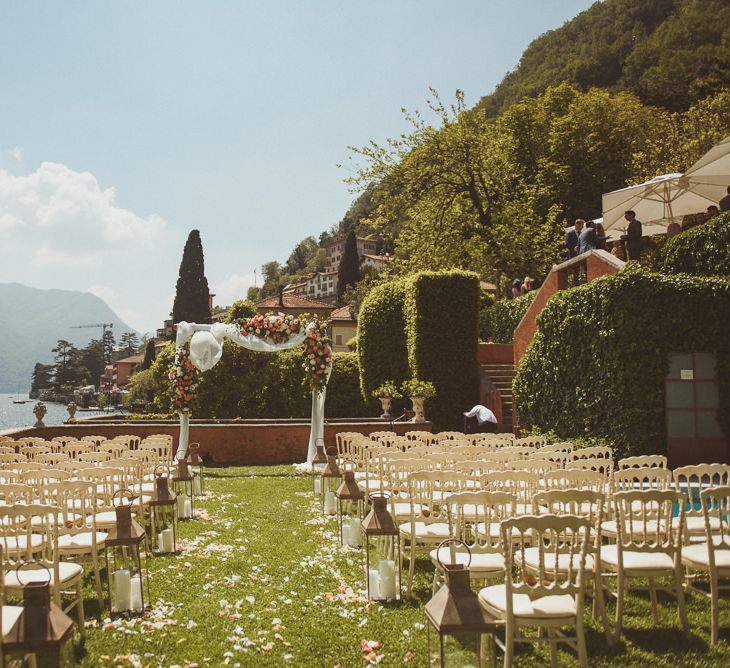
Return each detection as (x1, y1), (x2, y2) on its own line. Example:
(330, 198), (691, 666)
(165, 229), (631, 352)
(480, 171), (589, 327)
(173, 320), (329, 463)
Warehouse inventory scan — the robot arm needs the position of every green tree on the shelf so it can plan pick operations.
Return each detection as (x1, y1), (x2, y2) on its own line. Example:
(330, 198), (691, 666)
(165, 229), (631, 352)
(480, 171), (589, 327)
(141, 339), (157, 370)
(29, 362), (53, 398)
(286, 237), (319, 274)
(102, 329), (116, 365)
(337, 230), (361, 302)
(225, 299), (256, 324)
(172, 229), (211, 324)
(52, 340), (76, 386)
(80, 339), (104, 387)
(119, 331), (140, 357)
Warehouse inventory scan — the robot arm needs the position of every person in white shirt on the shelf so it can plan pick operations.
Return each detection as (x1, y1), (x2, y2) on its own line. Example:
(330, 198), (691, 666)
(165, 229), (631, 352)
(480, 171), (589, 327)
(463, 404), (498, 434)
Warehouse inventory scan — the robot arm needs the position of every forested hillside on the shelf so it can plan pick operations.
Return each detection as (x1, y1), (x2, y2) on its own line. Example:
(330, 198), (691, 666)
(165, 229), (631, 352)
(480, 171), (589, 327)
(479, 0), (730, 115)
(256, 0), (730, 301)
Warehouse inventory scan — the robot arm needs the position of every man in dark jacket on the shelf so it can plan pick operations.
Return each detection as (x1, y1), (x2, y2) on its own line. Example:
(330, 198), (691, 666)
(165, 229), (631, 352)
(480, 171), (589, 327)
(720, 186), (730, 212)
(565, 219), (584, 259)
(624, 210), (642, 261)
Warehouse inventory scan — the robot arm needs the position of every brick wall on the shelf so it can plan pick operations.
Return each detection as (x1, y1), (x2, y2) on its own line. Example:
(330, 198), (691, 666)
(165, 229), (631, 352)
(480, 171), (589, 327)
(7, 420), (429, 466)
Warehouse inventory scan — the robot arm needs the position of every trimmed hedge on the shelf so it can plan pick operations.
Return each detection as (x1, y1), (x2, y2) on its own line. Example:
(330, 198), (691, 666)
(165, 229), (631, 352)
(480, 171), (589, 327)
(659, 211), (730, 277)
(514, 266), (730, 459)
(151, 344), (370, 419)
(359, 270), (481, 431)
(358, 279), (410, 401)
(405, 271), (480, 430)
(480, 292), (536, 343)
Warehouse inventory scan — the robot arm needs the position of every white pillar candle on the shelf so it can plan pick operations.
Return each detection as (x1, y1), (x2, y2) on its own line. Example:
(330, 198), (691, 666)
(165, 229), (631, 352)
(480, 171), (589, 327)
(159, 528), (174, 553)
(379, 560), (397, 600)
(313, 478), (322, 494)
(368, 567), (382, 601)
(184, 498), (192, 518)
(348, 517), (361, 547)
(130, 577), (143, 612)
(193, 474), (202, 495)
(324, 491), (336, 515)
(114, 569), (131, 611)
(177, 493), (188, 519)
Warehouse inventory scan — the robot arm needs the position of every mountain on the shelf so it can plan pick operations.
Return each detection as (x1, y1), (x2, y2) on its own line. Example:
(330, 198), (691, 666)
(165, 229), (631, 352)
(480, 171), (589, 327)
(0, 283), (137, 393)
(478, 0), (730, 115)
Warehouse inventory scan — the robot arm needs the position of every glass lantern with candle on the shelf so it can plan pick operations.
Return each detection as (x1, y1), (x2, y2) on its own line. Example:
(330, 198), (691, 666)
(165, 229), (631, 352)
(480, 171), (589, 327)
(149, 466), (177, 555)
(425, 540), (497, 667)
(321, 454), (341, 516)
(172, 459), (195, 520)
(361, 492), (402, 602)
(187, 442), (205, 495)
(311, 438), (328, 496)
(104, 490), (150, 615)
(336, 468), (364, 547)
(4, 562), (75, 667)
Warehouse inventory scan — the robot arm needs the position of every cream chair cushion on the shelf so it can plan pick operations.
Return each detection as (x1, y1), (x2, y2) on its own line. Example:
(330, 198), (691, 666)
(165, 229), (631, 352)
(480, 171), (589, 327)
(429, 547), (504, 573)
(600, 545), (674, 571)
(479, 584), (577, 618)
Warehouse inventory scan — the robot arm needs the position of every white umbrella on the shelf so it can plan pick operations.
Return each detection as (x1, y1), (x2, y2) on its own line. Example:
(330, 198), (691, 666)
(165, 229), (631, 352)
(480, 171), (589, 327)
(684, 134), (730, 188)
(601, 173), (721, 236)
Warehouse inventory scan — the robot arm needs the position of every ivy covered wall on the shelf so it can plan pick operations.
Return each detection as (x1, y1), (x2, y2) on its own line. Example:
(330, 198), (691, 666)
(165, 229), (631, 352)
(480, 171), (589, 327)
(514, 267), (730, 459)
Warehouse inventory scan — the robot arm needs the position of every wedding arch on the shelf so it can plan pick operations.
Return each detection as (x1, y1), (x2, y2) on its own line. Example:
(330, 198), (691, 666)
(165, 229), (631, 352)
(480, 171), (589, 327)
(170, 314), (332, 464)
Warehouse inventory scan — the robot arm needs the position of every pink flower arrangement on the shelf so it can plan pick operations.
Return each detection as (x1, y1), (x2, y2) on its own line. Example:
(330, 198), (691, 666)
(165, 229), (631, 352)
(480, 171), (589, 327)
(302, 322), (332, 393)
(168, 345), (198, 410)
(239, 312), (302, 345)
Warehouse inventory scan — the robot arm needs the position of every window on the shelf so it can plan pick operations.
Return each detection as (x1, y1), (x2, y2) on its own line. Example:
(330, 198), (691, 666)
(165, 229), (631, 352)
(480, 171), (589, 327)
(335, 335), (342, 345)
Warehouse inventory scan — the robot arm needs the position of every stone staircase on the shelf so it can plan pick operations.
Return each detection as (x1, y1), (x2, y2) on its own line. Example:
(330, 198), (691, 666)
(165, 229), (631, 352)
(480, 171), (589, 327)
(480, 363), (517, 432)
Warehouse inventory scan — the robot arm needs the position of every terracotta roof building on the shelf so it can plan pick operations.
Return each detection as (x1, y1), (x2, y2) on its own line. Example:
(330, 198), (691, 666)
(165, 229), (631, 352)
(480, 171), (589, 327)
(329, 304), (357, 352)
(254, 294), (334, 318)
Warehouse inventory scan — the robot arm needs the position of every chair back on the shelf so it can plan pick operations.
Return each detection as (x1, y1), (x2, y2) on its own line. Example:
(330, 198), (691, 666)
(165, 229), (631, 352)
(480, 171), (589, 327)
(572, 445), (613, 460)
(613, 490), (684, 552)
(699, 485), (730, 573)
(673, 464), (730, 523)
(503, 514), (591, 605)
(446, 490), (515, 553)
(618, 455), (667, 469)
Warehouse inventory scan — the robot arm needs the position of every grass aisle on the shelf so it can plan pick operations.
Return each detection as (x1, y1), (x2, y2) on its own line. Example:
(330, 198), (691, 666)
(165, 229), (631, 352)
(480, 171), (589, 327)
(75, 466), (730, 667)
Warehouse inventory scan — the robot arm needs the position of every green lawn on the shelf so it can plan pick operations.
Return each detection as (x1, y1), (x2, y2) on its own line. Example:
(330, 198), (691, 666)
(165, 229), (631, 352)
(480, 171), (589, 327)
(62, 466), (730, 667)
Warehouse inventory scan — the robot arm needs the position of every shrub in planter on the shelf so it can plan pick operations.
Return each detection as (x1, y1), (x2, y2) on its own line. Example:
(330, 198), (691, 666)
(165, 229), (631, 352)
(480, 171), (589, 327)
(400, 379), (436, 398)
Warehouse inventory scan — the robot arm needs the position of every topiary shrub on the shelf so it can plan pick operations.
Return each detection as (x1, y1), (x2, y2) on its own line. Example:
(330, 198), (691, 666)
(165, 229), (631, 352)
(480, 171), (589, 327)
(659, 211), (730, 277)
(480, 292), (536, 343)
(327, 352), (377, 418)
(404, 270), (480, 431)
(514, 266), (730, 459)
(358, 279), (410, 401)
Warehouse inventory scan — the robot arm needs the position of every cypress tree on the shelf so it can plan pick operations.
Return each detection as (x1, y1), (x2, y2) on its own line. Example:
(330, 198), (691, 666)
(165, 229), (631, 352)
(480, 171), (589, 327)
(141, 339), (157, 370)
(337, 230), (361, 302)
(172, 229), (211, 324)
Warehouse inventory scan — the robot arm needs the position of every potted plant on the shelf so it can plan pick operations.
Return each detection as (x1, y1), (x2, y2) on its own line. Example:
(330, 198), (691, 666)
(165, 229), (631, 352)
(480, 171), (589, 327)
(372, 381), (402, 419)
(400, 379), (436, 423)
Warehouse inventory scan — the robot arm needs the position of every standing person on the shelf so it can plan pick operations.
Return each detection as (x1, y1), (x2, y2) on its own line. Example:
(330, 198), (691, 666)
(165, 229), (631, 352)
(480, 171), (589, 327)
(706, 205), (719, 218)
(623, 210), (642, 262)
(511, 279), (522, 299)
(463, 404), (498, 434)
(521, 277), (535, 294)
(565, 219), (584, 259)
(720, 186), (730, 212)
(610, 240), (626, 260)
(578, 220), (597, 254)
(594, 222), (608, 250)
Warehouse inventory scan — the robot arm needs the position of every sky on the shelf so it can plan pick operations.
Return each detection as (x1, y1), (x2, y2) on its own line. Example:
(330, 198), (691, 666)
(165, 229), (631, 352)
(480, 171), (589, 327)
(0, 1), (595, 334)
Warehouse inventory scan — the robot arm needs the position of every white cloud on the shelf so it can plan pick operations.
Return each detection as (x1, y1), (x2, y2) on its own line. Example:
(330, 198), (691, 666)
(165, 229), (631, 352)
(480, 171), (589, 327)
(7, 147), (24, 162)
(213, 272), (257, 307)
(0, 162), (167, 254)
(0, 162), (176, 333)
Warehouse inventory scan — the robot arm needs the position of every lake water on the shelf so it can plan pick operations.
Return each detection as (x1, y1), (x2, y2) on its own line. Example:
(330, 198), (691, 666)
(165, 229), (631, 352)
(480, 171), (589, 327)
(0, 393), (120, 432)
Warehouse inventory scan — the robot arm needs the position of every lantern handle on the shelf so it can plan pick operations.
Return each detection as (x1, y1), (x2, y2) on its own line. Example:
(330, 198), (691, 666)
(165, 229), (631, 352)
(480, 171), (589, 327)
(188, 442), (200, 454)
(112, 488), (135, 507)
(15, 560), (52, 587)
(435, 538), (471, 570)
(368, 491), (392, 502)
(154, 465), (168, 478)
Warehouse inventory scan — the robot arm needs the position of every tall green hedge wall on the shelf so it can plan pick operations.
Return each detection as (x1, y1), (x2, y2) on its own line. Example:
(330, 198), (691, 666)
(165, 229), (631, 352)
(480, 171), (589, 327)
(479, 292), (536, 342)
(405, 271), (480, 430)
(151, 345), (372, 419)
(357, 280), (410, 400)
(513, 267), (730, 459)
(659, 211), (730, 277)
(359, 270), (480, 431)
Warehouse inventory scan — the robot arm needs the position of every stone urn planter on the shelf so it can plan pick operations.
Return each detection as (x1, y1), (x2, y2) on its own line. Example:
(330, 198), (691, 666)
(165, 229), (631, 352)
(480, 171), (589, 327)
(379, 396), (393, 419)
(372, 381), (401, 421)
(400, 380), (435, 424)
(409, 396), (427, 423)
